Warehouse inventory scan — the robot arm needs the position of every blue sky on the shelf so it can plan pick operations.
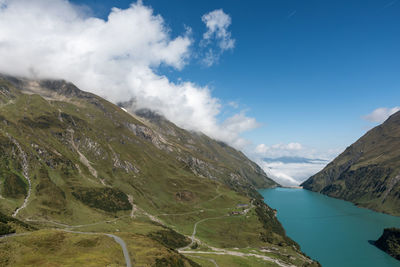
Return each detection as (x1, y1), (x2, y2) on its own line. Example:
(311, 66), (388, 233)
(70, 0), (400, 152)
(0, 0), (399, 184)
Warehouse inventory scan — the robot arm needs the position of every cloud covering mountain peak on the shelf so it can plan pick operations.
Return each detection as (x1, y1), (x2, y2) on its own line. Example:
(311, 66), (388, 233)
(0, 0), (255, 148)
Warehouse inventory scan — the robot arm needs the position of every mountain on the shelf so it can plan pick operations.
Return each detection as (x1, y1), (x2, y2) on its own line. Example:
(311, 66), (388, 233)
(374, 228), (400, 261)
(0, 75), (318, 266)
(301, 111), (400, 216)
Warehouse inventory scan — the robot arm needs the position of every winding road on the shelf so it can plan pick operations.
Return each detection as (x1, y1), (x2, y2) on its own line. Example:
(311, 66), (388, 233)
(62, 230), (132, 267)
(0, 229), (132, 267)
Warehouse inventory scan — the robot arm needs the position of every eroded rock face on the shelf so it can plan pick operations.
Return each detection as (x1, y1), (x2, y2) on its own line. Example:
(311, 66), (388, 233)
(375, 228), (400, 261)
(127, 123), (171, 150)
(176, 155), (216, 180)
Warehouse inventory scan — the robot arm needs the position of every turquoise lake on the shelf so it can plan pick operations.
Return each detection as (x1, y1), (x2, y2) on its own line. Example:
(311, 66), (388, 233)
(259, 188), (400, 267)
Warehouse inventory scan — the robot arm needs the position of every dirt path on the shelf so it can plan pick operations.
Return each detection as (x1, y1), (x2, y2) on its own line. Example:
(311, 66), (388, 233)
(191, 216), (226, 244)
(177, 207), (296, 267)
(178, 215), (228, 251)
(206, 185), (222, 203)
(157, 210), (204, 216)
(180, 250), (295, 267)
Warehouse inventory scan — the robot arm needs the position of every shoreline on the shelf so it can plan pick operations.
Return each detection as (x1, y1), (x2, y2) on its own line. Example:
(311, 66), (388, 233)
(280, 186), (303, 189)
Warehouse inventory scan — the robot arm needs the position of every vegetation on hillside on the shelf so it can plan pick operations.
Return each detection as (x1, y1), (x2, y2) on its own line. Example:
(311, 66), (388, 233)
(374, 228), (400, 261)
(71, 187), (131, 212)
(0, 75), (317, 266)
(148, 228), (191, 249)
(0, 211), (34, 235)
(302, 111), (400, 215)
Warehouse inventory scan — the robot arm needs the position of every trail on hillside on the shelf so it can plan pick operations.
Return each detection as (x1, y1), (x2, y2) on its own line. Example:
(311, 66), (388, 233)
(10, 178), (300, 267)
(205, 184), (223, 203)
(180, 250), (295, 267)
(176, 205), (299, 267)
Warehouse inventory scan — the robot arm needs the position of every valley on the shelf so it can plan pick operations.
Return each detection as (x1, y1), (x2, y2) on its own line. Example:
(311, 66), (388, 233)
(0, 75), (317, 266)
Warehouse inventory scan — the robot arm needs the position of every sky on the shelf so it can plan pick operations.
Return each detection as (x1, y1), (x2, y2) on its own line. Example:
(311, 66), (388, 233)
(0, 0), (399, 185)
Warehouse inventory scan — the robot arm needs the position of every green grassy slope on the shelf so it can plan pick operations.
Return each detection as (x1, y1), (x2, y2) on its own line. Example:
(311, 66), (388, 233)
(301, 111), (400, 216)
(0, 75), (317, 266)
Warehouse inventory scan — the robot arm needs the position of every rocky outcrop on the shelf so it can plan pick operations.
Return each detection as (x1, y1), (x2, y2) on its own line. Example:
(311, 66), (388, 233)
(375, 228), (400, 260)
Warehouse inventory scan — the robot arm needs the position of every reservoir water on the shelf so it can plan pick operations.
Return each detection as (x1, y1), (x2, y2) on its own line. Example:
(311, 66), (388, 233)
(259, 188), (400, 267)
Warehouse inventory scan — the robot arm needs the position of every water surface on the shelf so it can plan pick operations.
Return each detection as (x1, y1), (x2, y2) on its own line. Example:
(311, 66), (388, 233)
(259, 188), (400, 267)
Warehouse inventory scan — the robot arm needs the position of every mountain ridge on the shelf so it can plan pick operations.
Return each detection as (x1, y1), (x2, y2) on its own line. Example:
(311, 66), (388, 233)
(0, 74), (318, 266)
(301, 111), (400, 216)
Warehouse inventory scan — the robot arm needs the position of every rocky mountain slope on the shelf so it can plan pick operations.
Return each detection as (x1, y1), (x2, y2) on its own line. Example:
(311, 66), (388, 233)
(301, 111), (400, 216)
(0, 74), (317, 266)
(374, 228), (400, 261)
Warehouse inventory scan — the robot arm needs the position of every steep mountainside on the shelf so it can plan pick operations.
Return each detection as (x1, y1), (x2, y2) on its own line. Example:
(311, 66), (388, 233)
(374, 228), (400, 260)
(0, 75), (317, 266)
(302, 111), (400, 215)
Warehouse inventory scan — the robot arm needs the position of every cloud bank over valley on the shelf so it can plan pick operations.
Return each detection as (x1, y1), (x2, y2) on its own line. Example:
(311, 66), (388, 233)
(252, 142), (341, 186)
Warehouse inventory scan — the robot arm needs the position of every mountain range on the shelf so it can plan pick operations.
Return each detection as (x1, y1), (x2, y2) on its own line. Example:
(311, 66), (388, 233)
(0, 74), (318, 266)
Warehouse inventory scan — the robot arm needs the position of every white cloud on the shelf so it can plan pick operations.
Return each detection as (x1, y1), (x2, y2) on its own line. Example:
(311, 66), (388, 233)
(253, 142), (342, 160)
(255, 144), (268, 154)
(201, 9), (235, 66)
(0, 0), (254, 149)
(257, 160), (328, 186)
(251, 142), (342, 186)
(363, 107), (400, 123)
(255, 142), (303, 156)
(222, 112), (260, 134)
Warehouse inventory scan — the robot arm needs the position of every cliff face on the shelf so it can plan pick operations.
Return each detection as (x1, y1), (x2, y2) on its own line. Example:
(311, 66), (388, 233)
(301, 111), (400, 216)
(375, 228), (400, 260)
